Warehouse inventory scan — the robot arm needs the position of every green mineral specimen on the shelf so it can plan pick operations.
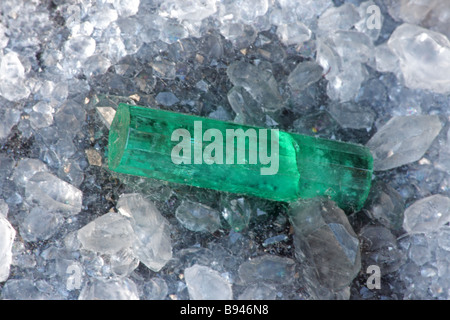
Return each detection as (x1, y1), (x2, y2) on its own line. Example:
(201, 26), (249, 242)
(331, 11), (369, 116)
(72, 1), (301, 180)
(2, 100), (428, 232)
(108, 103), (373, 212)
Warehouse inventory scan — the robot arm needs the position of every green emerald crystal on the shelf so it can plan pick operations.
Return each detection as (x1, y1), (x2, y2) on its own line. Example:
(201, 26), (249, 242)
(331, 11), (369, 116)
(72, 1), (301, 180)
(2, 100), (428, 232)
(108, 103), (373, 212)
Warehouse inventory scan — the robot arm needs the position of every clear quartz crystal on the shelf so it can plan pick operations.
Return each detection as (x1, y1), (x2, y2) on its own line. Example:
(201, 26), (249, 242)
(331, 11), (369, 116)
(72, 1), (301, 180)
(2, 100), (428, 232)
(25, 172), (83, 217)
(78, 278), (139, 300)
(238, 254), (296, 283)
(0, 215), (16, 282)
(366, 115), (442, 171)
(403, 194), (450, 235)
(175, 199), (221, 233)
(19, 206), (64, 242)
(226, 61), (283, 111)
(184, 264), (233, 300)
(0, 108), (21, 140)
(117, 193), (172, 272)
(387, 23), (450, 94)
(0, 52), (30, 101)
(78, 212), (134, 255)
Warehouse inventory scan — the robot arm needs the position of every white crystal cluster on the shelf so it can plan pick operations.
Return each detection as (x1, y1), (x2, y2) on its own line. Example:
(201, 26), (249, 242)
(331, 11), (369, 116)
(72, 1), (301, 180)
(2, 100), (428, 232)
(0, 0), (450, 301)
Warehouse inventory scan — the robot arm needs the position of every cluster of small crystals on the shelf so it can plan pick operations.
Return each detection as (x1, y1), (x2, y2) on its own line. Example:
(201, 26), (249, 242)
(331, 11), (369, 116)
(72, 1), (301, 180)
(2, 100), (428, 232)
(0, 0), (450, 300)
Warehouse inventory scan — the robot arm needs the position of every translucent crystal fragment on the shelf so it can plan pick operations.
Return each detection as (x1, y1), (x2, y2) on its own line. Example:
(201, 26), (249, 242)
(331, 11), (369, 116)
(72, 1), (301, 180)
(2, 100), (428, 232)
(227, 61), (283, 112)
(359, 225), (405, 274)
(19, 206), (64, 242)
(0, 279), (51, 300)
(316, 31), (373, 102)
(155, 91), (179, 107)
(78, 278), (139, 300)
(364, 181), (405, 231)
(184, 264), (233, 300)
(327, 101), (375, 129)
(143, 278), (168, 300)
(0, 52), (30, 101)
(238, 254), (296, 283)
(387, 24), (450, 94)
(438, 128), (450, 173)
(0, 108), (21, 140)
(289, 198), (361, 290)
(0, 199), (8, 218)
(0, 22), (9, 48)
(237, 283), (277, 300)
(227, 86), (266, 126)
(219, 22), (257, 49)
(287, 61), (323, 92)
(317, 3), (361, 34)
(96, 106), (117, 130)
(25, 172), (83, 217)
(374, 43), (400, 74)
(221, 196), (252, 232)
(0, 215), (15, 282)
(175, 200), (221, 233)
(160, 0), (217, 21)
(117, 193), (172, 271)
(403, 194), (450, 235)
(366, 115), (442, 171)
(113, 0), (139, 17)
(77, 212), (134, 255)
(276, 21), (311, 46)
(108, 103), (373, 212)
(64, 35), (96, 61)
(387, 0), (450, 39)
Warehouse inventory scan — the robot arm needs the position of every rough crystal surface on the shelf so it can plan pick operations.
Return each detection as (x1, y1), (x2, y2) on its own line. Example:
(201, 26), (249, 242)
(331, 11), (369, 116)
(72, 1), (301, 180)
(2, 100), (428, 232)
(175, 200), (221, 233)
(327, 101), (375, 129)
(289, 198), (361, 291)
(77, 212), (134, 255)
(387, 0), (450, 40)
(403, 194), (450, 235)
(0, 215), (16, 282)
(0, 51), (30, 101)
(366, 115), (442, 171)
(19, 206), (64, 242)
(160, 0), (217, 21)
(364, 181), (405, 231)
(359, 225), (405, 275)
(117, 193), (172, 272)
(316, 30), (373, 102)
(227, 61), (283, 111)
(25, 172), (83, 216)
(387, 24), (450, 94)
(238, 254), (296, 284)
(237, 283), (277, 300)
(0, 108), (21, 140)
(184, 264), (233, 300)
(287, 61), (323, 92)
(78, 278), (139, 300)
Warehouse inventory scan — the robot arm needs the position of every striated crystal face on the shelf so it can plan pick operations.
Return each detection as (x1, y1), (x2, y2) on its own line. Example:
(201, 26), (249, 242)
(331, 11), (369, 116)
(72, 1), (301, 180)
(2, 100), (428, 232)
(109, 103), (373, 212)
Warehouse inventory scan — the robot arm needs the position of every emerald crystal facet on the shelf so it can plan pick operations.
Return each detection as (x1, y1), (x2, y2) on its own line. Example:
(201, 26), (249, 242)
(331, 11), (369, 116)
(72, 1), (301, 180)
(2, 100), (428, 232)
(108, 103), (373, 212)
